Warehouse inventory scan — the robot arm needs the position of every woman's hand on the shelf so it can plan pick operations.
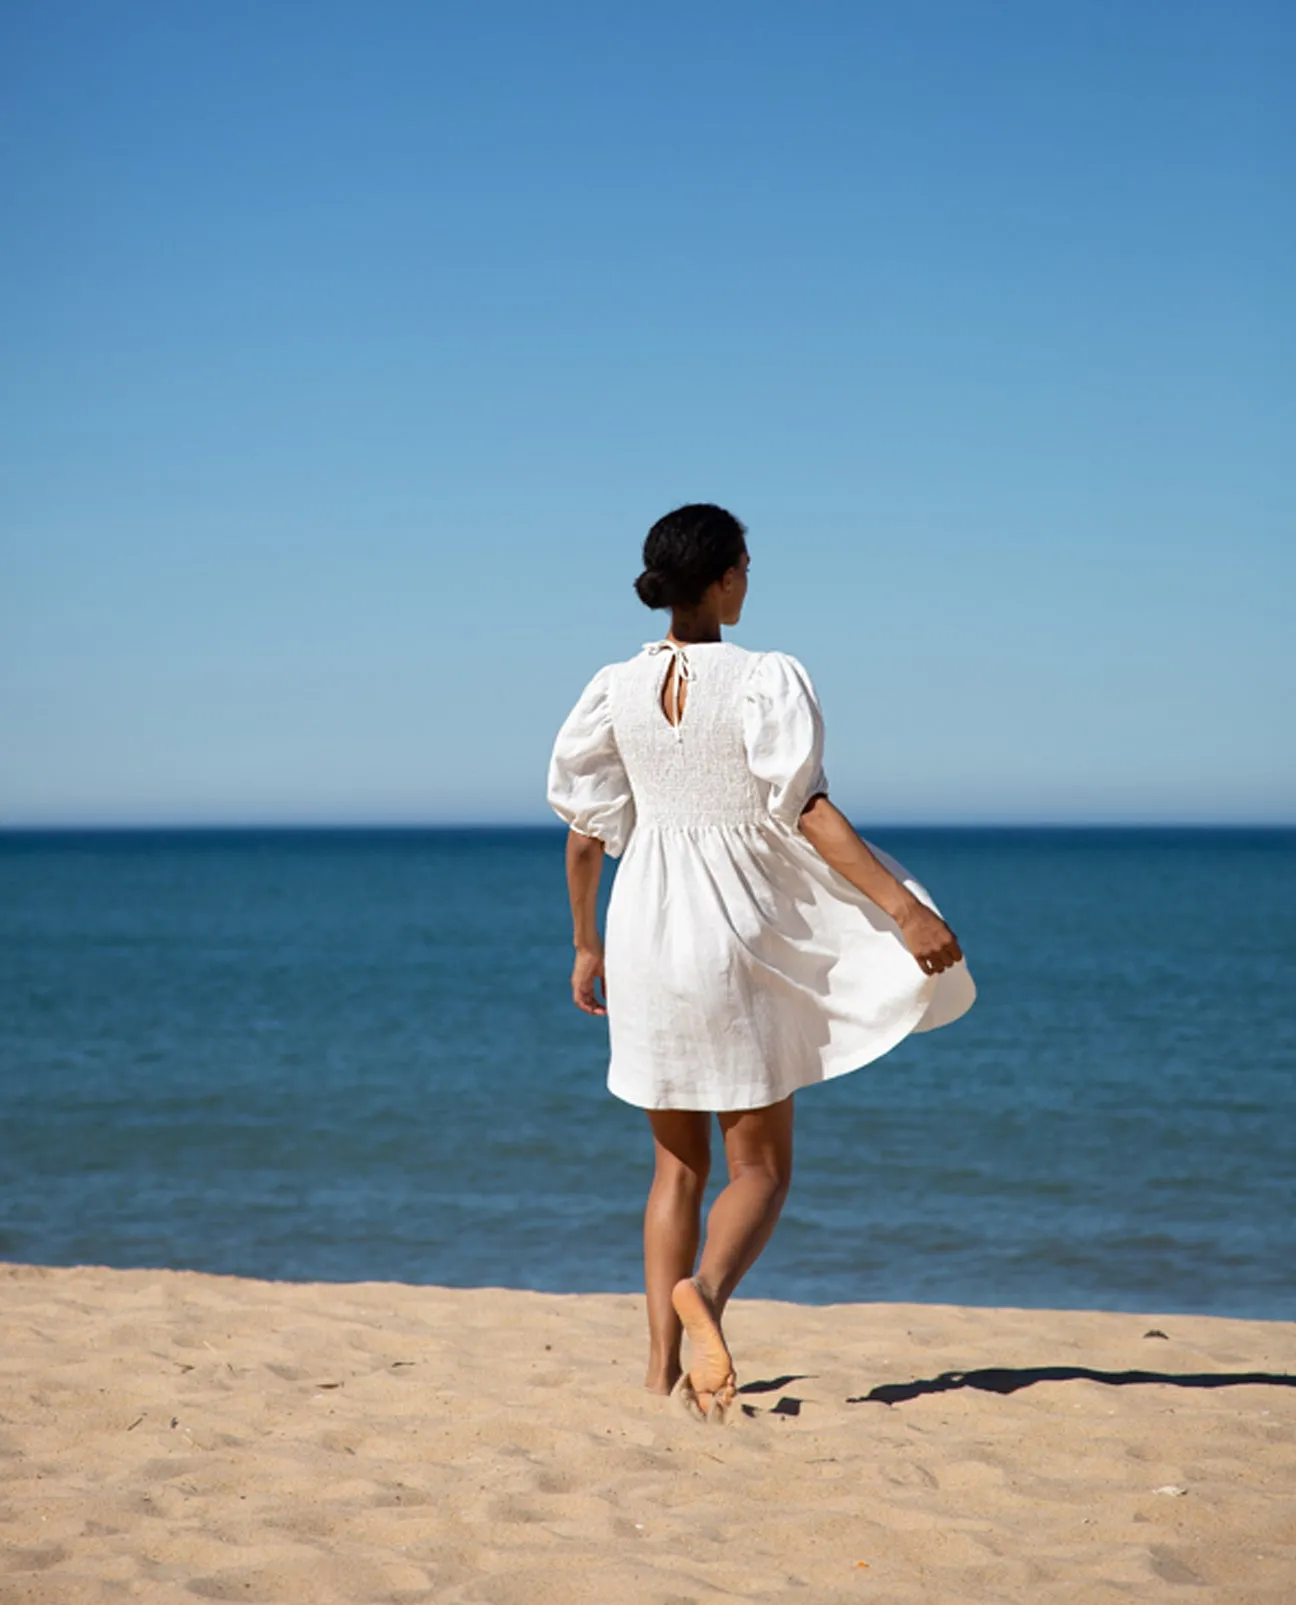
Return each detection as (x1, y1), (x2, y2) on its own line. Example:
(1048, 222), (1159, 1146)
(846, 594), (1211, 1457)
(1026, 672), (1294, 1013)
(896, 902), (964, 976)
(571, 944), (608, 1016)
(798, 798), (966, 977)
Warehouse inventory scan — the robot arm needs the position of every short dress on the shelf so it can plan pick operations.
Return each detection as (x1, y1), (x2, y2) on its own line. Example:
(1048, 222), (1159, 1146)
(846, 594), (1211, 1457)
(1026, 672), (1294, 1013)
(547, 639), (976, 1111)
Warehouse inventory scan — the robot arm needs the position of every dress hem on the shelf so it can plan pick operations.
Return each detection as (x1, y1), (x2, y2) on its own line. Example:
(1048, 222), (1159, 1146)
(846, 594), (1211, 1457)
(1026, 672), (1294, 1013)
(605, 989), (940, 1113)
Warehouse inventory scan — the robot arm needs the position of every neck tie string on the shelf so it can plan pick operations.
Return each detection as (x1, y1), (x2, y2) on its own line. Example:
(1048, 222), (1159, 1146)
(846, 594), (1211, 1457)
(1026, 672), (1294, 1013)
(644, 640), (694, 741)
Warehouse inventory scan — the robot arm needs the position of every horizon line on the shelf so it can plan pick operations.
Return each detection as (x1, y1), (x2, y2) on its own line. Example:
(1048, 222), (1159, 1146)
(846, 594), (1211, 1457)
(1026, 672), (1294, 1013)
(2, 820), (1293, 835)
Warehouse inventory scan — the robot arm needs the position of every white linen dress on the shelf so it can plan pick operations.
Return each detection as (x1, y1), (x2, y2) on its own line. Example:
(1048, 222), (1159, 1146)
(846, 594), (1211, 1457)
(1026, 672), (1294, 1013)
(547, 639), (976, 1111)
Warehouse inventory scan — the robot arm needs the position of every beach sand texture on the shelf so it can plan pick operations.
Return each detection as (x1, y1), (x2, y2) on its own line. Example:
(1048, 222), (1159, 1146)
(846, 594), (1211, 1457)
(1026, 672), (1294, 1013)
(1, 1263), (1292, 1603)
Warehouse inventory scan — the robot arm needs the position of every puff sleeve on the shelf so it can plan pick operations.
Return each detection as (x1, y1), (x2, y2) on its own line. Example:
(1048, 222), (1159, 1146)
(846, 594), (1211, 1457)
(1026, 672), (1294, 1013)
(546, 665), (636, 858)
(741, 650), (830, 830)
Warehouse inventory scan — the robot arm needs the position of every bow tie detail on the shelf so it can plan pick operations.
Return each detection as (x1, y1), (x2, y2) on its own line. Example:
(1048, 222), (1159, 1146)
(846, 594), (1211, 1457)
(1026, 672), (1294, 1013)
(644, 641), (694, 741)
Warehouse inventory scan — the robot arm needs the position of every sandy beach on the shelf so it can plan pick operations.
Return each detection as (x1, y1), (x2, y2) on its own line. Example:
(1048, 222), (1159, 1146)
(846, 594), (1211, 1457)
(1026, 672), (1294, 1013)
(1, 1262), (1292, 1603)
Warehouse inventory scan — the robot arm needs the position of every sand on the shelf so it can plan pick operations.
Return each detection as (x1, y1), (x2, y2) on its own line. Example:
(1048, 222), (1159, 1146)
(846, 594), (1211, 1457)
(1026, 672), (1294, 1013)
(1, 1263), (1292, 1604)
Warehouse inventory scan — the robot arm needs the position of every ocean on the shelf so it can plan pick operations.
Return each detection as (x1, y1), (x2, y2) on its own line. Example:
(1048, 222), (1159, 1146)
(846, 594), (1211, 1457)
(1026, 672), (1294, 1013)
(1, 827), (1293, 1319)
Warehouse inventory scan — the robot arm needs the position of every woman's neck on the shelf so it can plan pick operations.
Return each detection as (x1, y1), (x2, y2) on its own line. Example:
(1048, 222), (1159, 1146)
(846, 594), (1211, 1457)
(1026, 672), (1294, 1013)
(666, 611), (723, 645)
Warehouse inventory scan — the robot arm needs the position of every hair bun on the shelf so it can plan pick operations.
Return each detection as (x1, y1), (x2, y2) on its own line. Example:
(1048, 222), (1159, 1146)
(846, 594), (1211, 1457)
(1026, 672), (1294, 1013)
(634, 567), (674, 609)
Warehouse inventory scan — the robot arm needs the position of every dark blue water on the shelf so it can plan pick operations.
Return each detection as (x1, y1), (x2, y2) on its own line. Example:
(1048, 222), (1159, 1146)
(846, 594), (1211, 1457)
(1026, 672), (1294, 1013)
(1, 828), (1293, 1319)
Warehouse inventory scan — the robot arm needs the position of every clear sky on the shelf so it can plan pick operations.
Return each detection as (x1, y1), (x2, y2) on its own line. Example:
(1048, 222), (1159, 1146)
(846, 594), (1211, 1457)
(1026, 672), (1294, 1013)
(2, 1), (1292, 826)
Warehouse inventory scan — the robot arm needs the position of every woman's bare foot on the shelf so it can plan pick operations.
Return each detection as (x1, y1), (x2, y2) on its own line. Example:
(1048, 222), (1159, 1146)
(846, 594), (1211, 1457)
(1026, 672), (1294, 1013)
(644, 1359), (682, 1396)
(671, 1277), (736, 1419)
(674, 1374), (708, 1422)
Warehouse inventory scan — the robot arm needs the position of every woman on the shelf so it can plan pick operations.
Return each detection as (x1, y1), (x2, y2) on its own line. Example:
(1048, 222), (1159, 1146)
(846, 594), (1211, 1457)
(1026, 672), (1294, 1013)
(547, 504), (975, 1421)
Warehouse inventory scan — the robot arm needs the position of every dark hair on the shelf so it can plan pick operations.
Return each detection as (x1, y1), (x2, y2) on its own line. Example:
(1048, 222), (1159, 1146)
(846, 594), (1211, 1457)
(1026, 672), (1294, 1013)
(634, 503), (747, 610)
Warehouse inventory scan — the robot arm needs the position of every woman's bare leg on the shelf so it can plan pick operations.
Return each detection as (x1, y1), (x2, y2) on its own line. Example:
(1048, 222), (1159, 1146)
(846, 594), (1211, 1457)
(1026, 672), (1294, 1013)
(643, 1109), (711, 1394)
(672, 1095), (794, 1414)
(700, 1096), (795, 1313)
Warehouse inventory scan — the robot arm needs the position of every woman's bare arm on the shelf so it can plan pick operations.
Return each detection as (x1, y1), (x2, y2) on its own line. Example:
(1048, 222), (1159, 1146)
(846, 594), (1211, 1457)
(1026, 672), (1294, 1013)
(565, 829), (609, 1014)
(797, 794), (964, 975)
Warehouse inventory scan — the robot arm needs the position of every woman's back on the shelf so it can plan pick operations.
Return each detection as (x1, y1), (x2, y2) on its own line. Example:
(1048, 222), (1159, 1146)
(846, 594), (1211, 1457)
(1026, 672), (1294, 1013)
(550, 641), (834, 864)
(609, 642), (778, 832)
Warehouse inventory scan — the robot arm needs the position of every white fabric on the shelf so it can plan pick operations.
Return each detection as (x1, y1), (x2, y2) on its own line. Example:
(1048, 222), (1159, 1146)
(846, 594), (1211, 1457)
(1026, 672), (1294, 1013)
(547, 639), (976, 1111)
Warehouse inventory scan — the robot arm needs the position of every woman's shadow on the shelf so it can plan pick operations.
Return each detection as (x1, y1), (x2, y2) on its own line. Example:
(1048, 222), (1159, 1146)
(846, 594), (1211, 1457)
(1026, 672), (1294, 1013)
(848, 1361), (1296, 1407)
(735, 1340), (1296, 1417)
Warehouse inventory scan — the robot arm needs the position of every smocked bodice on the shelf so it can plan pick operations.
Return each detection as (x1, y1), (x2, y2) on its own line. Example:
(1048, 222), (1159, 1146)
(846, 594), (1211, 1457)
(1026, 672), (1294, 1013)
(607, 643), (768, 829)
(547, 639), (830, 859)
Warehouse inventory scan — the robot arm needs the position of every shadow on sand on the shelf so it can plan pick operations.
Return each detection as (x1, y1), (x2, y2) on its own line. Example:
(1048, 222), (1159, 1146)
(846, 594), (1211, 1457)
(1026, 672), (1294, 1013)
(849, 1365), (1296, 1406)
(730, 1365), (1296, 1418)
(736, 1374), (812, 1418)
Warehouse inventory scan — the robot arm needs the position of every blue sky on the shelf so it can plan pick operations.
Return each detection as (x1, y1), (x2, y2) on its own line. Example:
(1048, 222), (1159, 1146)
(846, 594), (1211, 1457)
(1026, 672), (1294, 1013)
(2, 1), (1292, 826)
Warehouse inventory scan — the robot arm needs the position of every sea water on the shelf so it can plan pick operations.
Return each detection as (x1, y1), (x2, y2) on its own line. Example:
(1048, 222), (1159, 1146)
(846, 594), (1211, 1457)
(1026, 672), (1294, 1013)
(1, 827), (1292, 1319)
